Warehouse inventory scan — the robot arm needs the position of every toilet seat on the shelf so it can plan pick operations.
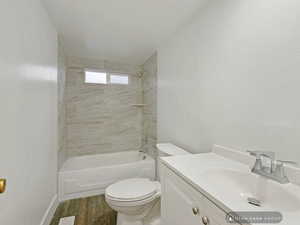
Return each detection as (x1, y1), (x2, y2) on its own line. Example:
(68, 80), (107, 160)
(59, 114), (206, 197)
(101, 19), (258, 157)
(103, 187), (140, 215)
(105, 178), (160, 205)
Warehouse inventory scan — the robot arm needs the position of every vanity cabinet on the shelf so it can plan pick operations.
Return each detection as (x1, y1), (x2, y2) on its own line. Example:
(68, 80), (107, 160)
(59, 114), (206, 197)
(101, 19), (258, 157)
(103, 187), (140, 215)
(160, 164), (235, 225)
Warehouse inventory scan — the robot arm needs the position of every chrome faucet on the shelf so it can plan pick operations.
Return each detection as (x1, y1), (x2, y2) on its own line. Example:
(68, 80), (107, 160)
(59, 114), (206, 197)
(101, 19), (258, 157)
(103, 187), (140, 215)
(247, 150), (297, 184)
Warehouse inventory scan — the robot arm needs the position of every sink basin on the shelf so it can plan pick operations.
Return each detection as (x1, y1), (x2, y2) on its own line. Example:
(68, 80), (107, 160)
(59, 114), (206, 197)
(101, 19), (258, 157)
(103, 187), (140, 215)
(202, 169), (300, 212)
(161, 152), (300, 225)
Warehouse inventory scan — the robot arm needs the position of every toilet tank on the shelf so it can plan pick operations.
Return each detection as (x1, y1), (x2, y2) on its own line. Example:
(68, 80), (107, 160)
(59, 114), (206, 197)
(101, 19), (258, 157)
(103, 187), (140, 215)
(156, 143), (191, 181)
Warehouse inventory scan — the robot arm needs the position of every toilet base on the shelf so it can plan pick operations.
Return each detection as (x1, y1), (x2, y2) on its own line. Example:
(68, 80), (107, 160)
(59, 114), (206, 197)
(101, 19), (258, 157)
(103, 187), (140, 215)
(117, 214), (143, 225)
(116, 201), (161, 225)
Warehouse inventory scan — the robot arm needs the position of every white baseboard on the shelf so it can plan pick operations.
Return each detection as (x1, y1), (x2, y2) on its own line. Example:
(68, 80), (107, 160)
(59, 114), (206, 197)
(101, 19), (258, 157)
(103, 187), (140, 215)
(40, 194), (59, 225)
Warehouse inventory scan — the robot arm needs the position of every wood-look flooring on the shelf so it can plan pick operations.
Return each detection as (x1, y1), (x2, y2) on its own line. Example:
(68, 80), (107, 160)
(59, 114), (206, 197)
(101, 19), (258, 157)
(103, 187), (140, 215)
(50, 195), (117, 225)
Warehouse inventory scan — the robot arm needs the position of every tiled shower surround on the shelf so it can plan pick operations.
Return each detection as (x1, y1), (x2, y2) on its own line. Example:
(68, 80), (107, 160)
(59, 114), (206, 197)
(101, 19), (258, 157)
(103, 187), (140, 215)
(62, 55), (157, 158)
(142, 54), (157, 157)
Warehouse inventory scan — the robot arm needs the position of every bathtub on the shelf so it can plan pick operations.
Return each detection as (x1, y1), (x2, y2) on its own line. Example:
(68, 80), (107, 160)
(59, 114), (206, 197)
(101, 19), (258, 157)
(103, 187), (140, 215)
(59, 151), (155, 201)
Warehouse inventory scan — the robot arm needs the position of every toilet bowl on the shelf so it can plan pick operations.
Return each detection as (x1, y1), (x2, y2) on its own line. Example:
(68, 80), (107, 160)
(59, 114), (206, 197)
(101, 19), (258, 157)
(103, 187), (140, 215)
(105, 143), (190, 225)
(105, 178), (161, 225)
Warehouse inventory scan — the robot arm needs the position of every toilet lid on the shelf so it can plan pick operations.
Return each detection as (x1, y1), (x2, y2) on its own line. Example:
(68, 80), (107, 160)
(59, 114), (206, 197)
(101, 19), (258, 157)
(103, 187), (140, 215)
(106, 178), (157, 201)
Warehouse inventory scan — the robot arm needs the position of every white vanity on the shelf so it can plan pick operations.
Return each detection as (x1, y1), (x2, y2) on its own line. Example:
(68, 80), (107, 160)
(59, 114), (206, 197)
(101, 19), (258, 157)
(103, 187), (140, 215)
(159, 145), (300, 225)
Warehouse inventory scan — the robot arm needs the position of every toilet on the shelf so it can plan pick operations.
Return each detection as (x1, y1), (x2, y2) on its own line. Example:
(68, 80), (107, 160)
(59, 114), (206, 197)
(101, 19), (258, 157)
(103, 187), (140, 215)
(105, 143), (190, 225)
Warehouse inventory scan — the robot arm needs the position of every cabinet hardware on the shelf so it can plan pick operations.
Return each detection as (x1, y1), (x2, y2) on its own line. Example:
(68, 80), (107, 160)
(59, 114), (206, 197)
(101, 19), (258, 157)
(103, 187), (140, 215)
(202, 216), (210, 225)
(0, 179), (6, 193)
(192, 207), (199, 215)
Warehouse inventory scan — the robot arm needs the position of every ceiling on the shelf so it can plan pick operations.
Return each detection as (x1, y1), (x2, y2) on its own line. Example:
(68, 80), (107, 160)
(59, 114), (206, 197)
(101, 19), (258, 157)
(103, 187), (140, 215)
(42, 0), (206, 65)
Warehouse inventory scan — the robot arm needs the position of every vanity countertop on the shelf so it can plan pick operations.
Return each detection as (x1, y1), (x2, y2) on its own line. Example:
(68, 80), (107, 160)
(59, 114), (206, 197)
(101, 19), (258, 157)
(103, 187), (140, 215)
(160, 151), (300, 225)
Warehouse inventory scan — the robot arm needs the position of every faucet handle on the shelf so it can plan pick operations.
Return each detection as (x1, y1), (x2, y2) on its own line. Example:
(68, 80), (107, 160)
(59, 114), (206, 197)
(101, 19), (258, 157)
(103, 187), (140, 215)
(261, 152), (275, 160)
(275, 160), (298, 166)
(247, 150), (264, 158)
(273, 160), (297, 183)
(247, 150), (275, 159)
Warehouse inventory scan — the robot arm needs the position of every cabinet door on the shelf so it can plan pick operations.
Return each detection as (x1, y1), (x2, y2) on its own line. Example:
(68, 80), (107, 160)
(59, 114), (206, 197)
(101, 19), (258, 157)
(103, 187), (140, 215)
(161, 168), (203, 225)
(199, 196), (231, 225)
(160, 164), (235, 225)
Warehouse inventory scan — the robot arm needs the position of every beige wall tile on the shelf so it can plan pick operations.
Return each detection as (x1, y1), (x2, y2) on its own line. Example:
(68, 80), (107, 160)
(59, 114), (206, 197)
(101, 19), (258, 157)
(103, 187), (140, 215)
(65, 57), (144, 157)
(142, 53), (157, 158)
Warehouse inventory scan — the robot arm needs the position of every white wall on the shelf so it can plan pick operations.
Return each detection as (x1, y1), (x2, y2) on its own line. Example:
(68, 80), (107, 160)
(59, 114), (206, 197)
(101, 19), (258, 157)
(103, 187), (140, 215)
(0, 1), (58, 225)
(58, 38), (67, 169)
(158, 0), (300, 162)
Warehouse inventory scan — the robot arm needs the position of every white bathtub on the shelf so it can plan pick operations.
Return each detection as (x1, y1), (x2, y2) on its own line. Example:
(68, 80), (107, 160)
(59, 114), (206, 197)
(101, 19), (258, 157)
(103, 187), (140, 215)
(59, 151), (155, 201)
